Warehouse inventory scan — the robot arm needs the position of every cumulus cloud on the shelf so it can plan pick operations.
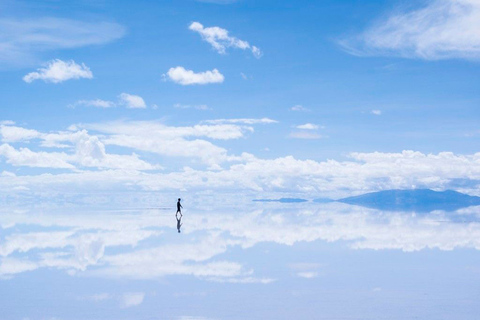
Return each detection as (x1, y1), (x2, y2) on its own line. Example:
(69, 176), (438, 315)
(165, 67), (224, 85)
(118, 93), (147, 109)
(0, 124), (159, 170)
(0, 125), (41, 142)
(371, 110), (382, 115)
(23, 59), (93, 83)
(0, 143), (74, 168)
(340, 0), (480, 60)
(2, 122), (480, 198)
(0, 18), (125, 64)
(82, 120), (257, 166)
(189, 22), (262, 58)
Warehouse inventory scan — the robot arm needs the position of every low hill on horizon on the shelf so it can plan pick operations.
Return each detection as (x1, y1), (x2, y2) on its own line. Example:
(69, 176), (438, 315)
(338, 189), (480, 212)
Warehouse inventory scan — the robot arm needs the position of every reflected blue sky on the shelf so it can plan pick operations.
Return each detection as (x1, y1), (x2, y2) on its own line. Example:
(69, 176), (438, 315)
(1, 202), (480, 319)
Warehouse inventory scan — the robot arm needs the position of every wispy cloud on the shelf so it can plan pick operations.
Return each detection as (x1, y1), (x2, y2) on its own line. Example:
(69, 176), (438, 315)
(23, 59), (92, 83)
(121, 292), (145, 308)
(71, 93), (147, 109)
(164, 66), (224, 85)
(72, 99), (116, 108)
(0, 18), (125, 64)
(296, 123), (320, 130)
(174, 103), (210, 110)
(340, 0), (480, 60)
(371, 110), (382, 116)
(290, 105), (310, 112)
(290, 263), (323, 279)
(291, 123), (324, 139)
(189, 22), (262, 58)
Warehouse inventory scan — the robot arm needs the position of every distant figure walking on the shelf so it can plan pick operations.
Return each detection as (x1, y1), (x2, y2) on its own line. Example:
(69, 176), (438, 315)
(176, 212), (182, 233)
(176, 198), (183, 215)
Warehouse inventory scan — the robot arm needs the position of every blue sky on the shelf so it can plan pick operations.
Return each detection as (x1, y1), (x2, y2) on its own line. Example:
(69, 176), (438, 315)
(1, 3), (480, 318)
(1, 0), (480, 199)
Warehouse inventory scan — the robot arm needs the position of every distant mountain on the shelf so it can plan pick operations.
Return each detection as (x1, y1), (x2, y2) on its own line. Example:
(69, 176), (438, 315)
(253, 198), (308, 203)
(338, 189), (480, 212)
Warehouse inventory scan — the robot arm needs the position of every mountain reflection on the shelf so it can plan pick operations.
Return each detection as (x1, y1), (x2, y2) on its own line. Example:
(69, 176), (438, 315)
(1, 203), (479, 280)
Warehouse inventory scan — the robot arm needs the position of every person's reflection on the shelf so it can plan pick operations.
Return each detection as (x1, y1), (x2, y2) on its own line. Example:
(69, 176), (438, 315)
(176, 212), (182, 233)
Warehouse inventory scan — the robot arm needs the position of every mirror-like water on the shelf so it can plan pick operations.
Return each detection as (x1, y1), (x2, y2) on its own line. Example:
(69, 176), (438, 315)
(1, 202), (480, 320)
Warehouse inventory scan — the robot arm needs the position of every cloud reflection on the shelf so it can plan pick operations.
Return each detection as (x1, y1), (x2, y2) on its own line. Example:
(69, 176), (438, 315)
(1, 203), (479, 280)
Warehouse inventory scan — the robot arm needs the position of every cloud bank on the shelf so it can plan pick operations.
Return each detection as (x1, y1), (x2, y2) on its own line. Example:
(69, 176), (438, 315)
(1, 120), (480, 198)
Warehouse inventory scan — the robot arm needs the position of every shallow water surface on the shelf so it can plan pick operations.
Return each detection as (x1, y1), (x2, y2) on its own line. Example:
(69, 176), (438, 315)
(1, 202), (480, 319)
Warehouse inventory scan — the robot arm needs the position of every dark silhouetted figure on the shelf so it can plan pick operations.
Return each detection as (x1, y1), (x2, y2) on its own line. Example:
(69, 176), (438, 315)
(176, 198), (183, 215)
(176, 212), (182, 233)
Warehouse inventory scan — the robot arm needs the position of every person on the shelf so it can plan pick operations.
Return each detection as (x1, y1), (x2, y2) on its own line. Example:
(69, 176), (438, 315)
(176, 198), (182, 215)
(176, 212), (182, 233)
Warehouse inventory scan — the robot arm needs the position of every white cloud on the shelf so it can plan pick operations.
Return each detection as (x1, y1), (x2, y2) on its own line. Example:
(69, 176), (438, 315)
(0, 126), (159, 170)
(0, 18), (125, 64)
(121, 292), (145, 308)
(2, 122), (480, 199)
(371, 110), (382, 115)
(340, 0), (480, 60)
(297, 272), (318, 278)
(73, 99), (116, 108)
(189, 22), (262, 58)
(82, 120), (255, 166)
(0, 125), (41, 142)
(165, 67), (224, 85)
(118, 93), (147, 109)
(0, 143), (74, 168)
(290, 105), (310, 112)
(296, 123), (319, 130)
(23, 59), (93, 83)
(289, 132), (323, 139)
(71, 94), (148, 109)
